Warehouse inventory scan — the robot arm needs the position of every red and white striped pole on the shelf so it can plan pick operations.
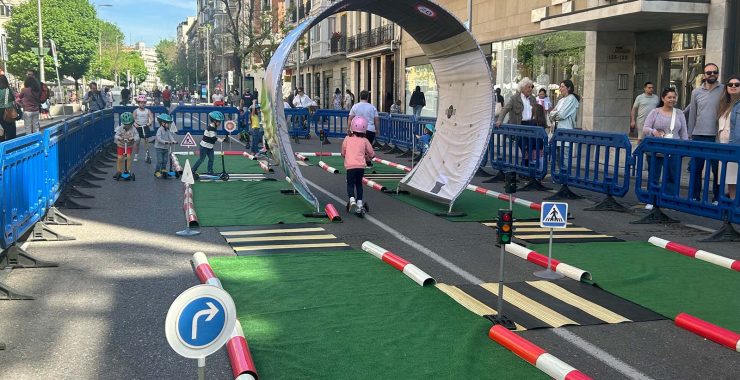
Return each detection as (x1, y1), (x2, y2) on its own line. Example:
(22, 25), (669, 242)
(257, 160), (272, 173)
(505, 243), (591, 281)
(242, 151), (256, 160)
(372, 157), (412, 172)
(294, 152), (308, 161)
(318, 160), (339, 174)
(171, 153), (183, 173)
(649, 237), (740, 272)
(324, 203), (342, 222)
(183, 184), (199, 229)
(466, 184), (542, 211)
(489, 325), (592, 380)
(675, 313), (740, 352)
(362, 177), (386, 192)
(192, 252), (259, 380)
(295, 152), (341, 157)
(361, 241), (435, 286)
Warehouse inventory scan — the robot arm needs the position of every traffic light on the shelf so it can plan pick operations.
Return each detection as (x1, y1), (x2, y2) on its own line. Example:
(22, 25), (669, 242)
(216, 74), (222, 83)
(497, 209), (513, 245)
(504, 171), (517, 194)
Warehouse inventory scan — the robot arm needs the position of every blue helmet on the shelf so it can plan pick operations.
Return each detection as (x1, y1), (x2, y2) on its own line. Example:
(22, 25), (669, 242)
(157, 113), (173, 123)
(209, 111), (225, 121)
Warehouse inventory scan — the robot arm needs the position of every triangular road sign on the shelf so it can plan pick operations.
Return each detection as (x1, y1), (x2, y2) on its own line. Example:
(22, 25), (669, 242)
(180, 132), (197, 148)
(181, 159), (195, 185)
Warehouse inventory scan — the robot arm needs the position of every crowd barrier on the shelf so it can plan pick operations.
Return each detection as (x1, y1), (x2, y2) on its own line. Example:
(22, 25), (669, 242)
(1, 110), (114, 251)
(549, 129), (633, 211)
(311, 109), (349, 140)
(166, 105), (243, 135)
(490, 124), (549, 190)
(284, 108), (311, 139)
(633, 137), (740, 241)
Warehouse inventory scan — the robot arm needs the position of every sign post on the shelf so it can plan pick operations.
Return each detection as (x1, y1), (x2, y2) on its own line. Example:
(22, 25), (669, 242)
(165, 284), (237, 379)
(490, 209), (516, 330)
(49, 39), (66, 115)
(224, 120), (236, 151)
(536, 202), (568, 280)
(176, 159), (200, 236)
(181, 131), (197, 158)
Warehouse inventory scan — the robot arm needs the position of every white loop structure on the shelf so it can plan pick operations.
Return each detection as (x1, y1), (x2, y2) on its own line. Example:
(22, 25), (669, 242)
(649, 236), (740, 271)
(505, 242), (591, 281)
(361, 241), (435, 286)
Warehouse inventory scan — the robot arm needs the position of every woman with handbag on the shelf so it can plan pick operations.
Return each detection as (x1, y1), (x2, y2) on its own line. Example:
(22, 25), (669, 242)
(19, 76), (42, 134)
(0, 75), (18, 141)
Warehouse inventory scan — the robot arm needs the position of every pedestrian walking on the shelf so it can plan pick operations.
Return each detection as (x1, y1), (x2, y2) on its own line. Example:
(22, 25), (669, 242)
(631, 82), (660, 143)
(103, 86), (113, 108)
(120, 85), (131, 105)
(292, 87), (316, 108)
(19, 76), (42, 134)
(494, 88), (504, 118)
(643, 87), (688, 199)
(0, 75), (18, 141)
(390, 100), (402, 114)
(343, 89), (355, 110)
(409, 86), (426, 118)
(549, 79), (581, 161)
(332, 88), (342, 110)
(211, 89), (225, 106)
(717, 74), (740, 199)
(342, 116), (376, 216)
(348, 90), (380, 147)
(687, 63), (724, 202)
(497, 77), (537, 166)
(536, 88), (553, 125)
(162, 86), (172, 108)
(83, 82), (107, 113)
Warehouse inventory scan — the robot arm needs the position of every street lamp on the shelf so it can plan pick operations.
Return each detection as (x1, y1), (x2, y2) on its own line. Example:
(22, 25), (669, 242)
(36, 0), (44, 82)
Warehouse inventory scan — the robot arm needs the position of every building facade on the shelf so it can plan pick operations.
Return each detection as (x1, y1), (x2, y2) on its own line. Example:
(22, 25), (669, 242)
(132, 42), (160, 91)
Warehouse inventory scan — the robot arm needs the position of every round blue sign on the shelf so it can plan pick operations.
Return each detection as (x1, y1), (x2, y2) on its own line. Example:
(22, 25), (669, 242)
(177, 296), (227, 348)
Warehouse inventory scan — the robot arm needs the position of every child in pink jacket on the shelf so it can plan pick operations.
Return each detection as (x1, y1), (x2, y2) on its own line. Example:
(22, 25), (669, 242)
(341, 116), (376, 214)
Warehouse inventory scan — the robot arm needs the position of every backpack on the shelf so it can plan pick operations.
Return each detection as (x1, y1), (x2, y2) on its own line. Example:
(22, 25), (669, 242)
(39, 83), (49, 103)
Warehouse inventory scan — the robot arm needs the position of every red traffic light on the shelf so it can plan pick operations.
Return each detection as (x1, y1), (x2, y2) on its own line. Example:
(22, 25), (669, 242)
(501, 213), (512, 222)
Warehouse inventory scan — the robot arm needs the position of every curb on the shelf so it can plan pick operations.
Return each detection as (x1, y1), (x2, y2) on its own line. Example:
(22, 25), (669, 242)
(183, 184), (199, 229)
(649, 237), (740, 272)
(371, 157), (412, 172)
(192, 252), (259, 380)
(318, 160), (339, 174)
(505, 242), (591, 281)
(362, 177), (387, 192)
(466, 184), (542, 211)
(361, 241), (435, 286)
(489, 325), (592, 380)
(675, 313), (740, 352)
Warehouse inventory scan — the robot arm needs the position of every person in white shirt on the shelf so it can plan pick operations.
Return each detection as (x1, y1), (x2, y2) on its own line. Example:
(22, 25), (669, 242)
(292, 87), (316, 108)
(348, 90), (380, 145)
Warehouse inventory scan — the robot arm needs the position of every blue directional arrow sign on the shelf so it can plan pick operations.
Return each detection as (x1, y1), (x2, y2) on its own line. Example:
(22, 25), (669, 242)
(540, 202), (568, 228)
(165, 285), (236, 359)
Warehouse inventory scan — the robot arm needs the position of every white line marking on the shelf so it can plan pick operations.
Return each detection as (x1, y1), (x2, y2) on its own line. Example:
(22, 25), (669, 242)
(304, 179), (482, 284)
(305, 178), (654, 380)
(228, 135), (246, 147)
(552, 329), (655, 380)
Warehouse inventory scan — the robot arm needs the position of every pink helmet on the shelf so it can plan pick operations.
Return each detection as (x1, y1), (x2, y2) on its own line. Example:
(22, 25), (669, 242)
(350, 116), (368, 133)
(136, 95), (147, 103)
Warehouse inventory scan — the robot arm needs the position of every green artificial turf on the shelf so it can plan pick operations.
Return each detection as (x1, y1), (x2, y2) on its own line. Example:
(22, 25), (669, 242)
(318, 156), (409, 174)
(210, 251), (544, 380)
(177, 153), (264, 174)
(530, 241), (740, 330)
(192, 180), (324, 226)
(376, 180), (541, 221)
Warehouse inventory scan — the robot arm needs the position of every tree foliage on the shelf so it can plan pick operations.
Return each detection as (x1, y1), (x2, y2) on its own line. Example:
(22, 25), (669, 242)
(120, 51), (148, 86)
(5, 0), (97, 81)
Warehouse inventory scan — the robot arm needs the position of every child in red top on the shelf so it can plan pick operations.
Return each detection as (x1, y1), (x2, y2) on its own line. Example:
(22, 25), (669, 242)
(341, 116), (375, 214)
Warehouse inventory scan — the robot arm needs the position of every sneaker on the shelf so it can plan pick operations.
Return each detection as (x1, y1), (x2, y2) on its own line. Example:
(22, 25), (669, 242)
(113, 172), (121, 179)
(356, 200), (364, 213)
(133, 154), (139, 162)
(154, 171), (162, 178)
(645, 204), (653, 210)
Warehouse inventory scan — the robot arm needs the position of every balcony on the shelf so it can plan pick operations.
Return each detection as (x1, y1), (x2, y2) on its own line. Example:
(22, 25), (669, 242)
(330, 33), (346, 54)
(347, 24), (395, 54)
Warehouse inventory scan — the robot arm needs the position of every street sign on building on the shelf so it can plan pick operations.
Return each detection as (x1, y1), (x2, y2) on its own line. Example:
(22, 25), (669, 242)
(165, 284), (237, 359)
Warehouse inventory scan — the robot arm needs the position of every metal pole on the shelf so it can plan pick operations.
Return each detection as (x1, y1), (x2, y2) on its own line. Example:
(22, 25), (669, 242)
(197, 357), (205, 380)
(497, 244), (505, 315)
(547, 228), (554, 271)
(467, 0), (472, 32)
(206, 27), (211, 103)
(296, 1), (301, 89)
(37, 0), (45, 82)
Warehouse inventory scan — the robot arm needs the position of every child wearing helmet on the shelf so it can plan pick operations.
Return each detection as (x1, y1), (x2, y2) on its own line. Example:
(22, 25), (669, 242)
(192, 111), (224, 175)
(249, 103), (263, 155)
(113, 112), (140, 179)
(132, 95), (153, 161)
(341, 116), (376, 214)
(415, 123), (435, 157)
(153, 113), (177, 178)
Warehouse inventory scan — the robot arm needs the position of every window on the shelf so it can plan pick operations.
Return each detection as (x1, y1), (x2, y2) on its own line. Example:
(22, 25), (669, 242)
(262, 0), (271, 11)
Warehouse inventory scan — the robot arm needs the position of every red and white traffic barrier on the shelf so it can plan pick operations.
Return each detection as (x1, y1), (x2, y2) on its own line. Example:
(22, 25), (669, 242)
(222, 151), (245, 156)
(372, 157), (412, 172)
(192, 252), (259, 380)
(258, 160), (273, 173)
(362, 177), (387, 192)
(242, 151), (256, 160)
(466, 184), (542, 211)
(171, 153), (183, 173)
(295, 152), (341, 157)
(318, 160), (339, 174)
(675, 313), (740, 352)
(649, 237), (740, 272)
(505, 243), (591, 281)
(489, 325), (592, 380)
(183, 184), (199, 229)
(295, 152), (308, 161)
(325, 203), (342, 222)
(361, 241), (435, 286)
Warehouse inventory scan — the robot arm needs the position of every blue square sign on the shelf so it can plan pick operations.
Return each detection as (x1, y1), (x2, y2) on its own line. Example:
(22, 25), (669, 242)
(540, 202), (568, 228)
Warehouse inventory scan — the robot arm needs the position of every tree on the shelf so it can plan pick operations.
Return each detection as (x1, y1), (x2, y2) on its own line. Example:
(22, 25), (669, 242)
(119, 51), (148, 86)
(5, 0), (97, 84)
(87, 21), (125, 81)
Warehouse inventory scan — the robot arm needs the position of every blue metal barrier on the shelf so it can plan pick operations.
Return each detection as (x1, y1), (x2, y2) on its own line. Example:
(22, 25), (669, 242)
(549, 129), (632, 210)
(311, 109), (349, 139)
(168, 105), (242, 135)
(490, 124), (549, 190)
(633, 137), (740, 240)
(284, 108), (311, 138)
(376, 112), (391, 146)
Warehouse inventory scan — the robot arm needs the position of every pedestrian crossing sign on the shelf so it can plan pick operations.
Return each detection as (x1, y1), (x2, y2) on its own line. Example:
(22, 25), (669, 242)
(540, 202), (568, 228)
(180, 132), (197, 148)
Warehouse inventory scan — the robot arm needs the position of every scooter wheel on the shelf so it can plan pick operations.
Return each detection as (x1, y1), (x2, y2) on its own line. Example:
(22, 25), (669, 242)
(193, 173), (200, 180)
(220, 173), (229, 181)
(146, 157), (151, 164)
(363, 202), (369, 212)
(131, 173), (136, 181)
(346, 202), (350, 212)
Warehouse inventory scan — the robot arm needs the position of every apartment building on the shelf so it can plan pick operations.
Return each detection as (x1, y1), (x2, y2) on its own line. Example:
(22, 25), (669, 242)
(0, 0), (24, 75)
(132, 42), (160, 91)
